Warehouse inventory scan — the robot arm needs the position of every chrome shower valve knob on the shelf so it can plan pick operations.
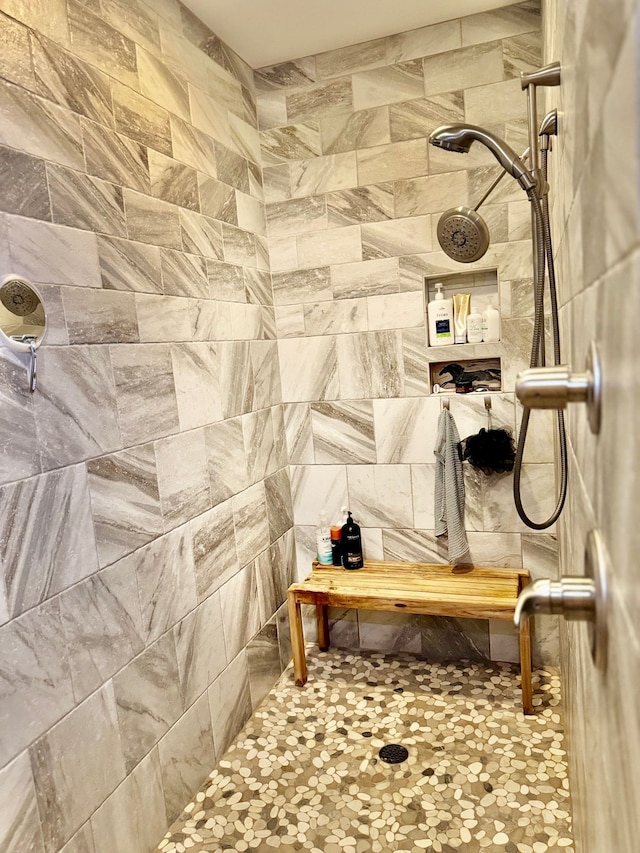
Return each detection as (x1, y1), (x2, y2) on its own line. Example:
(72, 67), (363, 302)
(515, 341), (602, 434)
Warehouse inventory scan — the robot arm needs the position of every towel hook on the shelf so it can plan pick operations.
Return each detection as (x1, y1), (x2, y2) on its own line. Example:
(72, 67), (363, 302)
(442, 396), (450, 410)
(484, 395), (493, 428)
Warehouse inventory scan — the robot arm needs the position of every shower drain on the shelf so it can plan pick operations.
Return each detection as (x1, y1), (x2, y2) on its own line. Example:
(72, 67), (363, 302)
(378, 744), (409, 764)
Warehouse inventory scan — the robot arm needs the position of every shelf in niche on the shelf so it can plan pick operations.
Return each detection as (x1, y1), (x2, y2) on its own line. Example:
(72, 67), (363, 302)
(429, 356), (501, 393)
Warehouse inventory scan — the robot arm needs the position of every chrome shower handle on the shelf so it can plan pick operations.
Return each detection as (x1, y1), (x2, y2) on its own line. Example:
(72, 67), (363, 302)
(515, 340), (602, 433)
(514, 529), (608, 670)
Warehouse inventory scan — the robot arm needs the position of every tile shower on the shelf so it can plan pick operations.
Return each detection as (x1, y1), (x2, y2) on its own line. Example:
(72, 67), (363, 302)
(0, 0), (637, 851)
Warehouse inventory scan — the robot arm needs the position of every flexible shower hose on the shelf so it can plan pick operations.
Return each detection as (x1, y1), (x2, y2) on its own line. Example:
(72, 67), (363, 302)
(513, 148), (568, 529)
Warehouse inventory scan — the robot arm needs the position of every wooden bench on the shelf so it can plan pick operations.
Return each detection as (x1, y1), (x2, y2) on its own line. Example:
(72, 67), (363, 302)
(287, 559), (534, 714)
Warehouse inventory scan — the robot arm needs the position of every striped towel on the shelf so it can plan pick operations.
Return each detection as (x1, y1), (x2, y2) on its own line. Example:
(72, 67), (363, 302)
(434, 408), (470, 564)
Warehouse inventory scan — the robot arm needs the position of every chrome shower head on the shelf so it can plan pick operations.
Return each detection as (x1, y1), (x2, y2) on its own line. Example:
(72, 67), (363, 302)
(436, 206), (490, 263)
(429, 124), (536, 192)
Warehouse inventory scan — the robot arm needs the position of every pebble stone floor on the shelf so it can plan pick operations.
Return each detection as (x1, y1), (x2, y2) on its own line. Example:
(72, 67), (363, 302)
(159, 648), (573, 853)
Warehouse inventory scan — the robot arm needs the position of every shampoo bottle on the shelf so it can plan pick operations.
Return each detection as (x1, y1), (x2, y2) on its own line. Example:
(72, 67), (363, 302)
(427, 282), (454, 347)
(482, 298), (501, 342)
(316, 511), (332, 565)
(467, 304), (483, 343)
(341, 511), (363, 570)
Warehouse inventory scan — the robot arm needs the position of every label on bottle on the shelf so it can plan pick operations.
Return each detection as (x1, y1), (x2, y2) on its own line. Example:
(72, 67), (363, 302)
(317, 531), (332, 564)
(435, 319), (451, 337)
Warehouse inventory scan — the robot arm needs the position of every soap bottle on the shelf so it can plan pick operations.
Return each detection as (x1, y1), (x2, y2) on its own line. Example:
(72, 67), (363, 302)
(466, 303), (483, 343)
(341, 511), (363, 570)
(482, 297), (501, 342)
(330, 524), (342, 566)
(316, 511), (332, 565)
(427, 282), (454, 347)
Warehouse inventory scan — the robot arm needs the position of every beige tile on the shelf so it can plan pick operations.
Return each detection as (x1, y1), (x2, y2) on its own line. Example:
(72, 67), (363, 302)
(290, 152), (358, 198)
(297, 225), (362, 268)
(395, 170), (469, 217)
(367, 291), (424, 331)
(352, 61), (424, 110)
(361, 216), (432, 259)
(320, 107), (390, 155)
(423, 41), (503, 96)
(316, 38), (387, 79)
(303, 298), (368, 336)
(331, 257), (399, 299)
(464, 78), (525, 125)
(357, 139), (429, 185)
(461, 1), (541, 46)
(386, 19), (461, 63)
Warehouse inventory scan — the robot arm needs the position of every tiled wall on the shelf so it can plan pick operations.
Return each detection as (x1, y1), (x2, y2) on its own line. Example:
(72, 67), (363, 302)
(256, 1), (560, 665)
(543, 0), (640, 850)
(0, 1), (294, 851)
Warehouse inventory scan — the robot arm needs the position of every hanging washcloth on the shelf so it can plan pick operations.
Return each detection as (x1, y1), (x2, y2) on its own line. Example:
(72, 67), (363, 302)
(434, 408), (470, 564)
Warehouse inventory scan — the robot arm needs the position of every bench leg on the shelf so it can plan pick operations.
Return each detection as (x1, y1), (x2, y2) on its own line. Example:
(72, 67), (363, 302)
(519, 615), (534, 714)
(288, 591), (307, 686)
(317, 604), (330, 652)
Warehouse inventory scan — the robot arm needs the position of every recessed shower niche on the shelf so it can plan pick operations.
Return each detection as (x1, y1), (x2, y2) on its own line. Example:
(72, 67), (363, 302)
(424, 269), (502, 393)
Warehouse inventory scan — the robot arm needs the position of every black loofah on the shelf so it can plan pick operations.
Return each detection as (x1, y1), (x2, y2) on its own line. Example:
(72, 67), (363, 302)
(459, 427), (516, 475)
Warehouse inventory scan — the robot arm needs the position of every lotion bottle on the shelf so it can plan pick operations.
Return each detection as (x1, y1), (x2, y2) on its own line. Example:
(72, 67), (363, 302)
(427, 282), (454, 347)
(316, 511), (332, 565)
(467, 304), (483, 343)
(482, 297), (501, 342)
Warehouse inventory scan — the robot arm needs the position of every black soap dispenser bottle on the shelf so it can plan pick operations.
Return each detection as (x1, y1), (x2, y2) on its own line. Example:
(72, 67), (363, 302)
(341, 511), (363, 570)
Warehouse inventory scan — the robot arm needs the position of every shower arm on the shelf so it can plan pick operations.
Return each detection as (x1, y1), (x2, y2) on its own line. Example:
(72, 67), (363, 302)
(472, 147), (531, 212)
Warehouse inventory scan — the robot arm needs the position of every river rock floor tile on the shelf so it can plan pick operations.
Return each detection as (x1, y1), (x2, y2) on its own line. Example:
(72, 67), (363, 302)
(159, 649), (573, 853)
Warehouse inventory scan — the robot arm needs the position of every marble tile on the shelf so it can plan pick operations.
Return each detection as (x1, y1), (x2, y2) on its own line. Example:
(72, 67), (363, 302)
(0, 147), (51, 220)
(461, 1), (540, 46)
(381, 527), (448, 563)
(155, 429), (211, 528)
(420, 615), (491, 662)
(367, 290), (424, 331)
(268, 235), (298, 271)
(502, 31), (543, 79)
(87, 444), (163, 568)
(242, 408), (277, 485)
(30, 684), (126, 852)
(311, 400), (376, 464)
(48, 164), (126, 236)
(316, 37), (387, 79)
(112, 82), (173, 157)
(111, 343), (179, 445)
(260, 121), (321, 166)
(337, 330), (404, 398)
(217, 341), (254, 417)
(256, 91), (288, 130)
(62, 288), (138, 344)
(7, 216), (100, 287)
(279, 336), (339, 402)
(68, 0), (138, 89)
(157, 694), (216, 825)
(361, 217), (432, 259)
(137, 46), (189, 121)
(264, 468), (294, 544)
(148, 150), (198, 212)
(171, 342), (222, 430)
(423, 41), (504, 96)
(205, 260), (244, 302)
(0, 597), (74, 767)
(358, 610), (421, 655)
(271, 405), (288, 469)
(286, 79), (352, 124)
(262, 164), (291, 204)
(272, 266), (331, 304)
(204, 418), (248, 506)
(188, 84), (231, 146)
(0, 14), (42, 93)
(0, 78), (83, 170)
(30, 29), (113, 127)
(1, 0), (69, 45)
(0, 752), (44, 853)
(373, 397), (440, 464)
(170, 116), (217, 178)
(347, 464), (414, 528)
(0, 466), (97, 616)
(244, 268), (272, 306)
(174, 592), (227, 708)
(297, 224), (362, 267)
(90, 748), (167, 853)
(254, 56), (316, 91)
(232, 482), (271, 567)
(246, 620), (282, 708)
(124, 189), (182, 250)
(522, 533), (559, 665)
(290, 152), (357, 199)
(251, 340), (281, 409)
(113, 632), (183, 772)
(464, 78), (524, 126)
(160, 249), (207, 298)
(207, 651), (252, 757)
(222, 222), (256, 266)
(215, 141), (250, 194)
(190, 499), (239, 600)
(267, 195), (327, 238)
(352, 61), (424, 111)
(35, 346), (121, 468)
(236, 190), (266, 235)
(357, 139), (429, 186)
(330, 257), (399, 300)
(98, 235), (162, 294)
(303, 297), (368, 336)
(228, 112), (261, 165)
(197, 174), (238, 224)
(389, 93), (464, 143)
(0, 349), (40, 486)
(290, 464), (348, 526)
(58, 824), (94, 853)
(136, 293), (189, 342)
(326, 184), (395, 227)
(386, 19), (461, 62)
(395, 171), (469, 218)
(220, 563), (261, 659)
(283, 403), (313, 464)
(81, 119), (150, 193)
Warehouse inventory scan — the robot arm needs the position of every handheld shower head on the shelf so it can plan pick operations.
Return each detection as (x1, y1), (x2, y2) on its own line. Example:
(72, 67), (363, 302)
(429, 124), (536, 192)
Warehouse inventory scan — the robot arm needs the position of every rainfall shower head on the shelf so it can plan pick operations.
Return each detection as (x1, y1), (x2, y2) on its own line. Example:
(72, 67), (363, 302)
(436, 206), (490, 263)
(429, 124), (536, 192)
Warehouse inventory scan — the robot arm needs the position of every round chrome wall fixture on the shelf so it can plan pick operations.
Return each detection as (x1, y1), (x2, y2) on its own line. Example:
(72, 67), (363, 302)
(436, 206), (490, 263)
(584, 528), (608, 671)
